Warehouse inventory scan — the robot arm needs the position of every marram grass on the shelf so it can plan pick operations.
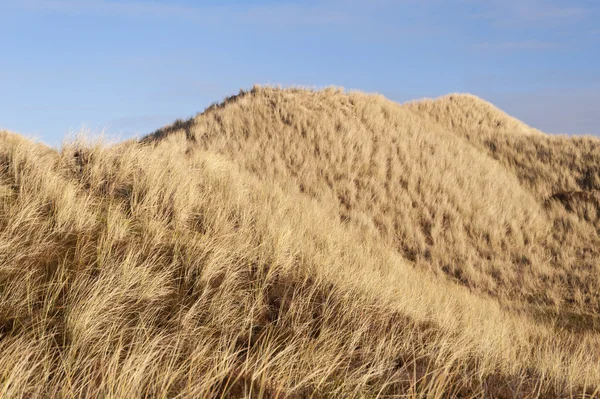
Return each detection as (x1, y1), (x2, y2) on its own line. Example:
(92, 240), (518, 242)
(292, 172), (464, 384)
(1, 87), (600, 397)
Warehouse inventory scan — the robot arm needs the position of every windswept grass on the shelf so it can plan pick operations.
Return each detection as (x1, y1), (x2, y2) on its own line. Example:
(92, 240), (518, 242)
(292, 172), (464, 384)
(149, 87), (600, 315)
(1, 87), (600, 397)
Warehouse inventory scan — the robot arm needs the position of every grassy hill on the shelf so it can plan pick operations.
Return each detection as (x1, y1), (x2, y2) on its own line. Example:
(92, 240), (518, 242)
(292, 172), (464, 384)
(1, 87), (600, 397)
(149, 87), (600, 316)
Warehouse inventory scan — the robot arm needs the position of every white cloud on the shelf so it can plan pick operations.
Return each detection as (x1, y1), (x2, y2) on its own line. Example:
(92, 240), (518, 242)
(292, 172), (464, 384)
(14, 0), (352, 26)
(473, 40), (560, 51)
(17, 0), (193, 17)
(470, 0), (589, 25)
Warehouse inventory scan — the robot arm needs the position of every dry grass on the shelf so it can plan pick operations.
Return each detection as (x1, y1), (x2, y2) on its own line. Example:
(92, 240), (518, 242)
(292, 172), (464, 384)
(1, 86), (600, 397)
(149, 87), (600, 316)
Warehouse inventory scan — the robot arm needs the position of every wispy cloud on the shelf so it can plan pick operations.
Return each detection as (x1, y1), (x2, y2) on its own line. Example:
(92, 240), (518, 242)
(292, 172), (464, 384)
(14, 0), (351, 26)
(242, 3), (350, 25)
(470, 0), (589, 25)
(512, 3), (586, 22)
(382, 25), (444, 37)
(17, 0), (193, 17)
(473, 40), (560, 51)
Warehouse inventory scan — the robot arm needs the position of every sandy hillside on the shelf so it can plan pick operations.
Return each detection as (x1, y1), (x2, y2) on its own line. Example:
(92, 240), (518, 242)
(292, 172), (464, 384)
(1, 87), (600, 397)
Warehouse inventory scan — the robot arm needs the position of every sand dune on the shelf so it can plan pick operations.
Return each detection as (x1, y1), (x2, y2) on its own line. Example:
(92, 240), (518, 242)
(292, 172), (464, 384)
(1, 87), (600, 397)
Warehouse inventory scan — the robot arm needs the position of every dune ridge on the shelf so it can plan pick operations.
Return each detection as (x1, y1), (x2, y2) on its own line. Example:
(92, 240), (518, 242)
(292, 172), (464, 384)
(1, 87), (600, 397)
(150, 86), (600, 315)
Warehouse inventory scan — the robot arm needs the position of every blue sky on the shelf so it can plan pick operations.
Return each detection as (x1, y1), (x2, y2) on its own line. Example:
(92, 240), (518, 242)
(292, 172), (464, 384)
(1, 0), (599, 147)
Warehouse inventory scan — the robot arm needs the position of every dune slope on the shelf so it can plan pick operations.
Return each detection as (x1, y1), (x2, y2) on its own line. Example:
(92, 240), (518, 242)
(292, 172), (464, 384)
(148, 87), (600, 316)
(1, 88), (600, 397)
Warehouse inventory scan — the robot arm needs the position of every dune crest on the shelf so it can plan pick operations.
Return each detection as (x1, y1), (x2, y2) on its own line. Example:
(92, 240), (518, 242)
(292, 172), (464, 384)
(404, 92), (542, 137)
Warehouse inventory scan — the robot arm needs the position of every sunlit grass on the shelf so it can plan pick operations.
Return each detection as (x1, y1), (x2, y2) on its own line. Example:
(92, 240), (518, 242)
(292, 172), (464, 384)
(1, 87), (600, 397)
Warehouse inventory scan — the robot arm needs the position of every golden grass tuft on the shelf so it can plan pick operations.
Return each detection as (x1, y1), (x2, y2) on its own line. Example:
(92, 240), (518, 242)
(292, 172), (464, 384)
(1, 86), (600, 397)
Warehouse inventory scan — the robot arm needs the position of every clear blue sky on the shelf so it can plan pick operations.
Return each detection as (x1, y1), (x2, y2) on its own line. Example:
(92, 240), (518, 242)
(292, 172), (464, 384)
(1, 0), (599, 147)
